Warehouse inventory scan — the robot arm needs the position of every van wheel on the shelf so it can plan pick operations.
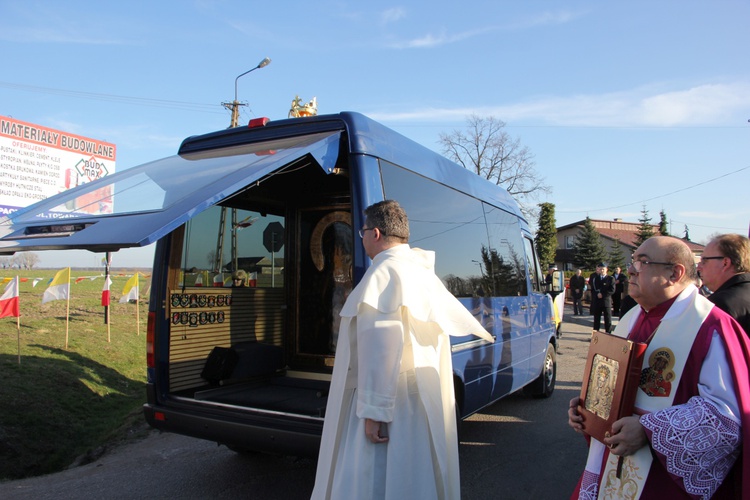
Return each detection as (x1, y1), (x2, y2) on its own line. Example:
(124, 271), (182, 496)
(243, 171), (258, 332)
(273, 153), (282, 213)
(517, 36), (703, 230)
(524, 343), (556, 398)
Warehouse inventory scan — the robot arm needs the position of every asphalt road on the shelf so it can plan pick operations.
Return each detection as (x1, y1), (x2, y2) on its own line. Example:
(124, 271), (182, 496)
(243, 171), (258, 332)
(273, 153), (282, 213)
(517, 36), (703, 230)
(0, 304), (601, 500)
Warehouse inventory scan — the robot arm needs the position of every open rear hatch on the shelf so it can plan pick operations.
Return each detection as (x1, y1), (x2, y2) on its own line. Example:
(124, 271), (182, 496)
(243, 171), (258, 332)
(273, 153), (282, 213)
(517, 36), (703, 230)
(0, 129), (342, 254)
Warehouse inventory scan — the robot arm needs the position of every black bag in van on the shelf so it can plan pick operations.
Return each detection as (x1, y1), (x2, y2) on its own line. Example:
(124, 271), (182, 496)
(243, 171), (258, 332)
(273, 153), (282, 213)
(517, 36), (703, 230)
(201, 346), (239, 385)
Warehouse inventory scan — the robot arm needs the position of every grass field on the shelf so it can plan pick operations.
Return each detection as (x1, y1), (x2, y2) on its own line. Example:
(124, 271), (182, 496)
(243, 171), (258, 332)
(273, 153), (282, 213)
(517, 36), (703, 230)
(0, 269), (151, 480)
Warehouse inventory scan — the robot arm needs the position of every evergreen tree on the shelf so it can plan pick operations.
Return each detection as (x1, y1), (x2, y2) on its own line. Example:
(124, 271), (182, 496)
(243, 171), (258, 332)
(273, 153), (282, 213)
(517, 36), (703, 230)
(658, 210), (670, 236)
(607, 237), (626, 271)
(534, 202), (558, 268)
(572, 217), (607, 270)
(635, 206), (655, 246)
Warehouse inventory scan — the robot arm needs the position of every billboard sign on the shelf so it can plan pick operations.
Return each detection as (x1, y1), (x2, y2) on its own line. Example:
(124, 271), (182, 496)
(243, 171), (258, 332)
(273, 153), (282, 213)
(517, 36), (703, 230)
(0, 115), (116, 218)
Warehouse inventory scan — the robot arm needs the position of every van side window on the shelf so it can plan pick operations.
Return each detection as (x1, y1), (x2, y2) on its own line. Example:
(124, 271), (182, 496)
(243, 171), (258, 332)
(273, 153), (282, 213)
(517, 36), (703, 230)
(522, 236), (544, 293)
(380, 160), (489, 297)
(483, 203), (528, 296)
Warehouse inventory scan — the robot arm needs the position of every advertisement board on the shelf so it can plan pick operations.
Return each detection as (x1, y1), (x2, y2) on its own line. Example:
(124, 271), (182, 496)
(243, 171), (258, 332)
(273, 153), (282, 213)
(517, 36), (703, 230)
(0, 115), (116, 218)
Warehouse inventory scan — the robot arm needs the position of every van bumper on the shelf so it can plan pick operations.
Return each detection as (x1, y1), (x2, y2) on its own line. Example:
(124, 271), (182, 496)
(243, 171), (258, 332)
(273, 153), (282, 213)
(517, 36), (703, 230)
(143, 400), (323, 457)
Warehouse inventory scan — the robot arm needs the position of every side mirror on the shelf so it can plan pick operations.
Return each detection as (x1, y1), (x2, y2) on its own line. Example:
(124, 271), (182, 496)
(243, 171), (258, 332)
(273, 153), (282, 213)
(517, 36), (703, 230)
(551, 270), (565, 293)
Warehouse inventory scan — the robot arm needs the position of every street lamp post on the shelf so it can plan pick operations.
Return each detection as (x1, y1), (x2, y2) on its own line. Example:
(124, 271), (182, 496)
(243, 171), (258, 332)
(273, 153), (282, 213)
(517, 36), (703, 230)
(224, 56), (271, 128)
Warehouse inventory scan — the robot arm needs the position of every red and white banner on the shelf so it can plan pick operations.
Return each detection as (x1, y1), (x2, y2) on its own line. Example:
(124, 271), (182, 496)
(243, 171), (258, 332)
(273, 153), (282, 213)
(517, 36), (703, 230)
(0, 275), (19, 318)
(101, 276), (112, 306)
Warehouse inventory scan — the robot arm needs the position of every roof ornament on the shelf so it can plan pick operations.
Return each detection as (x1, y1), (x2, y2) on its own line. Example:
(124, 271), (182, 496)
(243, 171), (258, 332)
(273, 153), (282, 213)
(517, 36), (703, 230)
(289, 95), (318, 118)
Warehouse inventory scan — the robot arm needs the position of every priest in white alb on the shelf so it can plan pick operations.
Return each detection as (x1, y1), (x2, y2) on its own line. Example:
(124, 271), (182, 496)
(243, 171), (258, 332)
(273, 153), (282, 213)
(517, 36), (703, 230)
(312, 200), (493, 500)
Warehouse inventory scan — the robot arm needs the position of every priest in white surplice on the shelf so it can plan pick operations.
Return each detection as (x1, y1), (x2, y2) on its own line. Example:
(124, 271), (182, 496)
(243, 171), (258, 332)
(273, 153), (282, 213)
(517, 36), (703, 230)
(312, 200), (493, 500)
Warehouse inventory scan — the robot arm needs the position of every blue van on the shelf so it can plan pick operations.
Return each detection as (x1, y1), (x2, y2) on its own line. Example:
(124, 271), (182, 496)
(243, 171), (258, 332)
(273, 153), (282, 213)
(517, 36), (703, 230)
(0, 112), (558, 455)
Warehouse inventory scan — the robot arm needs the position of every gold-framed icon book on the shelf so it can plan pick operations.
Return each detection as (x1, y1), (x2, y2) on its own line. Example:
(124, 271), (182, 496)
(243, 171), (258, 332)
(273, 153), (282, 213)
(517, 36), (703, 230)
(578, 332), (647, 443)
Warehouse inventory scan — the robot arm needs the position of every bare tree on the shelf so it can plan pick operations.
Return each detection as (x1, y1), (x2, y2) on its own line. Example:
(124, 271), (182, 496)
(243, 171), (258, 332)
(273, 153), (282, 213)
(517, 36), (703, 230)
(439, 115), (551, 214)
(16, 252), (40, 269)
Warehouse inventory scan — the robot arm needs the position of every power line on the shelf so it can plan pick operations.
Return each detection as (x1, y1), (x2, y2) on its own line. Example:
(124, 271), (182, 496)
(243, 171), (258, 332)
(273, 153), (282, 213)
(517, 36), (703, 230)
(0, 81), (224, 114)
(670, 220), (744, 231)
(558, 164), (750, 214)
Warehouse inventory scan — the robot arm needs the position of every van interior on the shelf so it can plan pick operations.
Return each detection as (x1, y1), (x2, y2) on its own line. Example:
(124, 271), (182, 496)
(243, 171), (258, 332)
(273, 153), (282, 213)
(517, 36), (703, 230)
(165, 152), (352, 419)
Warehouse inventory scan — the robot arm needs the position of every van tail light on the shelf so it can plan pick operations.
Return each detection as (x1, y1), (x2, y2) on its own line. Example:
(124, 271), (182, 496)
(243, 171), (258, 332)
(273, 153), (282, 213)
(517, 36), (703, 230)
(147, 311), (155, 368)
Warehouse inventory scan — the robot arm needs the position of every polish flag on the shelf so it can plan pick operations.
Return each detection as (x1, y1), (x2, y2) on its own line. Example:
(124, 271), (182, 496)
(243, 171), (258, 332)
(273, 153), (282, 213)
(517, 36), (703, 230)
(0, 276), (19, 318)
(101, 276), (112, 306)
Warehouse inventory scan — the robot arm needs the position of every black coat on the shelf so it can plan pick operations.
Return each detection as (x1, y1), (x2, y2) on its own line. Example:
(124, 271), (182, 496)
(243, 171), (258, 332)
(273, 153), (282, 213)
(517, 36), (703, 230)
(589, 273), (615, 305)
(612, 272), (628, 294)
(708, 273), (750, 336)
(569, 274), (586, 299)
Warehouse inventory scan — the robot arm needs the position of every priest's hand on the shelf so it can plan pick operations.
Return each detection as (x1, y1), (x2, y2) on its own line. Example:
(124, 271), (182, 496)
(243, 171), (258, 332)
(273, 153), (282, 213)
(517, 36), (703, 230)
(365, 418), (389, 444)
(604, 416), (648, 456)
(567, 397), (584, 433)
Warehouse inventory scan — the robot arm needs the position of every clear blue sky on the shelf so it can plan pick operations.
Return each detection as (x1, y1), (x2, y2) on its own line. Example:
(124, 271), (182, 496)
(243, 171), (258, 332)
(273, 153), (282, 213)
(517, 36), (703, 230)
(2, 0), (749, 268)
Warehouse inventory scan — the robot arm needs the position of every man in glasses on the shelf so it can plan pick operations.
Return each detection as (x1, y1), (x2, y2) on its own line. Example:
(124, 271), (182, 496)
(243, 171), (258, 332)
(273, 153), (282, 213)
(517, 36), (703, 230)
(313, 200), (493, 500)
(568, 236), (750, 499)
(697, 233), (750, 336)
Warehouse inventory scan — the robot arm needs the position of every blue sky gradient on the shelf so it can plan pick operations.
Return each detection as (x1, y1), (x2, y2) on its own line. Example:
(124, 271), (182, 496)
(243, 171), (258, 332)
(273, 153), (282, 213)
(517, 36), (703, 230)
(1, 1), (748, 267)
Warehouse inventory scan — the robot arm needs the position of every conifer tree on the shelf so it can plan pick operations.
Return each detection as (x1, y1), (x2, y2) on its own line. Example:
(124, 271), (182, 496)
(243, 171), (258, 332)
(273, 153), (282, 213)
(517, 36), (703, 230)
(607, 237), (626, 271)
(658, 210), (670, 236)
(572, 217), (607, 270)
(534, 202), (558, 269)
(635, 206), (655, 246)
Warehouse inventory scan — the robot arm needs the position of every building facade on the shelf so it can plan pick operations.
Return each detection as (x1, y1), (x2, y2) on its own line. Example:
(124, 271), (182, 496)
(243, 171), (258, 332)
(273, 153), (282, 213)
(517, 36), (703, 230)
(555, 218), (705, 271)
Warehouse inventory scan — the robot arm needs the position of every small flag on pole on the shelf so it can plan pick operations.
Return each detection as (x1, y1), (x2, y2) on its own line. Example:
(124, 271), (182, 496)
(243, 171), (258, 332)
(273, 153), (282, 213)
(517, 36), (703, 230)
(42, 268), (71, 304)
(0, 276), (20, 318)
(120, 273), (139, 303)
(102, 276), (112, 306)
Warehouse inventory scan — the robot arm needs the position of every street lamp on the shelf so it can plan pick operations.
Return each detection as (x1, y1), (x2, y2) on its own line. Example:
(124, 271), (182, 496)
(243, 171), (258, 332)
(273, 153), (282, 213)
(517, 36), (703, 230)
(471, 259), (484, 276)
(225, 57), (271, 128)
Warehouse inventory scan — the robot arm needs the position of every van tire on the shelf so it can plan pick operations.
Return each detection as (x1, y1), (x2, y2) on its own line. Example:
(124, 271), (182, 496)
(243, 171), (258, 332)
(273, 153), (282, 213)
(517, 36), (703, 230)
(524, 343), (556, 398)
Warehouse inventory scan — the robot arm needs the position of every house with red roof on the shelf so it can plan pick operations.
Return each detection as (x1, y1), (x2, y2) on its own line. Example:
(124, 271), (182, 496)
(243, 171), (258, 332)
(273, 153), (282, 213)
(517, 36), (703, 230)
(554, 218), (705, 271)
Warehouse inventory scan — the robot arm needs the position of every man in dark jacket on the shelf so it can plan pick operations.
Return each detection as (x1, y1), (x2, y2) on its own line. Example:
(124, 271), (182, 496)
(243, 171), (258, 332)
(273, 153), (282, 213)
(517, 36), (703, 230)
(611, 266), (627, 317)
(697, 233), (750, 336)
(569, 268), (586, 315)
(589, 262), (615, 333)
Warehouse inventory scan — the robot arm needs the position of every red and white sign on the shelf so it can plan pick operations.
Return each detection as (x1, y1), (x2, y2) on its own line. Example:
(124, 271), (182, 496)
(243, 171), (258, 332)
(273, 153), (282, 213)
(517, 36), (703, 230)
(0, 115), (116, 217)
